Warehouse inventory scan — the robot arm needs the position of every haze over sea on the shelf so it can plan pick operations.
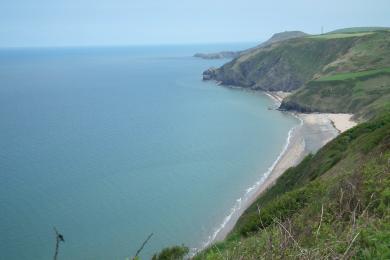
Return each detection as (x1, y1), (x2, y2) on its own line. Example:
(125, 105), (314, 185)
(0, 44), (298, 259)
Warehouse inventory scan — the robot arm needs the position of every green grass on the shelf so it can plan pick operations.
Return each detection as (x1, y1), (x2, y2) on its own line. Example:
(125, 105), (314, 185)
(316, 67), (390, 81)
(329, 27), (390, 34)
(281, 68), (390, 120)
(280, 31), (390, 119)
(151, 245), (189, 260)
(307, 32), (373, 39)
(216, 34), (360, 91)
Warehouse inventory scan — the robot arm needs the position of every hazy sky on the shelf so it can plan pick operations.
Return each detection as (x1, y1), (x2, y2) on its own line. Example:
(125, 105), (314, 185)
(1, 0), (389, 47)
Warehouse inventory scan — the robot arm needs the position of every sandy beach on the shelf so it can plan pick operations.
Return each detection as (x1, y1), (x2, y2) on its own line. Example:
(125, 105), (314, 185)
(325, 113), (357, 133)
(208, 91), (358, 245)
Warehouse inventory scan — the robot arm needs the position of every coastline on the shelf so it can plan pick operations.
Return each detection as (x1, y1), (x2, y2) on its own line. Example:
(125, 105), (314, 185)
(201, 90), (357, 250)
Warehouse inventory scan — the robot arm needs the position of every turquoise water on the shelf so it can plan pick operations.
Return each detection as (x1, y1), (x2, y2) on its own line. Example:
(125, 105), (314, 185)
(0, 45), (298, 259)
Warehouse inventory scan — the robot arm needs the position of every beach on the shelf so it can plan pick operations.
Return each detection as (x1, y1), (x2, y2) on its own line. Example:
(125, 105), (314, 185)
(208, 91), (357, 245)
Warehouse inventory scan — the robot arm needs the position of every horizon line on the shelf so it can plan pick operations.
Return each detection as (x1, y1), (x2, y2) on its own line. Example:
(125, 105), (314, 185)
(0, 40), (260, 50)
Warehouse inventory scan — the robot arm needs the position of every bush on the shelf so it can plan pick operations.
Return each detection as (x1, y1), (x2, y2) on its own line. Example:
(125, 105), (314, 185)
(152, 245), (189, 260)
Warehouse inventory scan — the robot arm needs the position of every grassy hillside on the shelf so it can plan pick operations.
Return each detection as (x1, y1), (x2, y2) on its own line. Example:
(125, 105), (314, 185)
(307, 32), (374, 39)
(281, 67), (390, 120)
(329, 27), (390, 34)
(195, 112), (390, 259)
(194, 31), (307, 60)
(203, 31), (390, 92)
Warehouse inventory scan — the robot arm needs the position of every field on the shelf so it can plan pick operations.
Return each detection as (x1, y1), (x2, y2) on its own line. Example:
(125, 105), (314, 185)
(316, 67), (390, 81)
(329, 26), (390, 34)
(307, 32), (373, 39)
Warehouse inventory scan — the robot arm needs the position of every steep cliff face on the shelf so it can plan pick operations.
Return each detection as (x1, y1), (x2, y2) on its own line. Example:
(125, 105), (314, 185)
(204, 31), (390, 92)
(204, 36), (359, 91)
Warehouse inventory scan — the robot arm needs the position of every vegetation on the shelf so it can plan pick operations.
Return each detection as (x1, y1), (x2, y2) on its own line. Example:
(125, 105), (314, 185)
(281, 68), (390, 120)
(328, 27), (390, 34)
(196, 31), (307, 60)
(204, 30), (390, 94)
(307, 32), (373, 39)
(151, 245), (189, 260)
(280, 30), (390, 120)
(316, 67), (390, 81)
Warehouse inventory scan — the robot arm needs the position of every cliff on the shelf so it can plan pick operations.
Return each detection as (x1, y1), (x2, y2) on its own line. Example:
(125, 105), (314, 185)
(203, 31), (390, 93)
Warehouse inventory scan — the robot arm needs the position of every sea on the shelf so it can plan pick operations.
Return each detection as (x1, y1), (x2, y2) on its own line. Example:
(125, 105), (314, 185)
(0, 44), (299, 259)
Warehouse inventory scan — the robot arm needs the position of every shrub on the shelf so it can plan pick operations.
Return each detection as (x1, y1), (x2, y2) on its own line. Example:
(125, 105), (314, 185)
(152, 245), (189, 260)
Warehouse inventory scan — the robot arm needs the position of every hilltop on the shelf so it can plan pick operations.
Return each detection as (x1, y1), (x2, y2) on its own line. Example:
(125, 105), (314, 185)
(203, 30), (390, 120)
(329, 26), (390, 34)
(203, 31), (390, 93)
(193, 31), (307, 60)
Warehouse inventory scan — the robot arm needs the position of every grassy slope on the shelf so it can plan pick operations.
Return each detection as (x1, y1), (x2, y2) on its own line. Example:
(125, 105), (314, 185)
(281, 32), (390, 120)
(212, 36), (356, 91)
(318, 31), (390, 75)
(195, 31), (308, 60)
(329, 27), (390, 34)
(210, 31), (390, 93)
(196, 112), (390, 259)
(316, 67), (390, 81)
(281, 68), (390, 120)
(306, 32), (374, 39)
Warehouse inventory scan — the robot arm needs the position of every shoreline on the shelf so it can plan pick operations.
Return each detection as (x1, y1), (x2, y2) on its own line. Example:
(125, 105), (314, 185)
(199, 90), (357, 251)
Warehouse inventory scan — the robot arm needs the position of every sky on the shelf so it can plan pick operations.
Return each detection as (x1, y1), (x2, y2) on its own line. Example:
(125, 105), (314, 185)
(1, 0), (389, 47)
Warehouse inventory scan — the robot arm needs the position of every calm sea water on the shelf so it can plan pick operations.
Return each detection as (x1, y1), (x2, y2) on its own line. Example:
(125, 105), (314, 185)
(0, 44), (298, 259)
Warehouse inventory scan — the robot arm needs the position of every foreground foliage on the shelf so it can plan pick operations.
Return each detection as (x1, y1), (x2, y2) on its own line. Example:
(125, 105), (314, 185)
(151, 245), (189, 260)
